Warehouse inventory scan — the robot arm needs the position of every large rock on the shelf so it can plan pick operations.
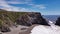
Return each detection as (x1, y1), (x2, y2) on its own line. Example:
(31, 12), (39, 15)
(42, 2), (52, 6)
(16, 12), (50, 26)
(0, 25), (11, 32)
(55, 17), (60, 26)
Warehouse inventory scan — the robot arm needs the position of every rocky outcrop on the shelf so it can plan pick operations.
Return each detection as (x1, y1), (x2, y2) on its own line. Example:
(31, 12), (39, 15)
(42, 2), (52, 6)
(55, 17), (60, 26)
(0, 25), (11, 32)
(16, 12), (50, 26)
(0, 14), (14, 32)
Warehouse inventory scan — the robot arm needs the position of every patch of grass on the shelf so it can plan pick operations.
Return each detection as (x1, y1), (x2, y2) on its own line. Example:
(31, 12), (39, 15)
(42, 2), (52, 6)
(0, 9), (26, 26)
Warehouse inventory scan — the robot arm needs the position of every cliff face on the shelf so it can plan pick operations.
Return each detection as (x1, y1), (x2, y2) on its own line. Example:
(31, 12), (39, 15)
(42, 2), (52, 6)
(0, 9), (26, 32)
(16, 12), (50, 26)
(0, 9), (50, 33)
(55, 17), (60, 26)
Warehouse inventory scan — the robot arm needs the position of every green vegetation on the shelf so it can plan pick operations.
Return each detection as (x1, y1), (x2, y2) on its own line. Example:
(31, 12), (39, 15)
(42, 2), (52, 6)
(0, 9), (26, 26)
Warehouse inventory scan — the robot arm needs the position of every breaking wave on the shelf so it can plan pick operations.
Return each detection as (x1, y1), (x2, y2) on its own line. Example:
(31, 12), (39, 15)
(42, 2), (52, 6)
(30, 20), (60, 34)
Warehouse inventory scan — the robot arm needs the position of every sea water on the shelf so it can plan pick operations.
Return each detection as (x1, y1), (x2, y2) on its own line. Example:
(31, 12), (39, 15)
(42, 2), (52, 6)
(30, 15), (60, 34)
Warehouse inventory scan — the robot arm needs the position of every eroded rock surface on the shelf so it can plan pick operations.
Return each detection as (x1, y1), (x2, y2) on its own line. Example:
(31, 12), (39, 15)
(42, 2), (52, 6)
(16, 12), (50, 26)
(0, 25), (11, 32)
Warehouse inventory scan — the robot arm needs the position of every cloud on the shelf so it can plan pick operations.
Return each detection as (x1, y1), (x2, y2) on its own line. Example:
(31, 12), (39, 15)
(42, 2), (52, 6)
(28, 4), (46, 9)
(0, 0), (19, 11)
(35, 5), (46, 9)
(1, 6), (32, 12)
(0, 0), (33, 12)
(0, 0), (46, 12)
(8, 1), (22, 4)
(8, 1), (27, 4)
(7, 0), (32, 4)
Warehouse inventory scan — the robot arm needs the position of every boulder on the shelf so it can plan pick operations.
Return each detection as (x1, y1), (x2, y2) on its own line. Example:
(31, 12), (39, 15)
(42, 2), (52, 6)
(0, 25), (11, 32)
(16, 12), (50, 26)
(0, 32), (2, 34)
(55, 17), (60, 26)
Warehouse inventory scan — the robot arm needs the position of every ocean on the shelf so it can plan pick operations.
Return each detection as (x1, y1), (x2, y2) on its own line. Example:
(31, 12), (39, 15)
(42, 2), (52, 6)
(42, 15), (60, 23)
(31, 15), (60, 34)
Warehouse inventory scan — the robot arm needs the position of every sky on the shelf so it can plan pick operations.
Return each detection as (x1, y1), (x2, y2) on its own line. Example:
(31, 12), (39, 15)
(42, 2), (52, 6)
(0, 0), (60, 15)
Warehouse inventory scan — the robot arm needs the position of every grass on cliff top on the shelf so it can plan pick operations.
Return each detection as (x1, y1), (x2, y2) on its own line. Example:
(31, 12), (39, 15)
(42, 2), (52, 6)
(0, 11), (26, 21)
(0, 10), (27, 26)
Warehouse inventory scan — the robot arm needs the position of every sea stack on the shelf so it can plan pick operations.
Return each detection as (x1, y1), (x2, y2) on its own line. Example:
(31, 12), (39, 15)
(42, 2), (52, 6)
(55, 17), (60, 26)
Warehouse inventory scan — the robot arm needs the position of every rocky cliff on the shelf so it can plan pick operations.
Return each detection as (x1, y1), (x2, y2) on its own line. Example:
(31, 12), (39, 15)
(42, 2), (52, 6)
(16, 12), (50, 26)
(0, 9), (26, 32)
(0, 9), (50, 33)
(55, 17), (60, 26)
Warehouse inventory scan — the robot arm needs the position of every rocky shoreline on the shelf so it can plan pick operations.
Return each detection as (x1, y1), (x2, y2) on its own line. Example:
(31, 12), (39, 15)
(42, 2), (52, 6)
(0, 9), (60, 34)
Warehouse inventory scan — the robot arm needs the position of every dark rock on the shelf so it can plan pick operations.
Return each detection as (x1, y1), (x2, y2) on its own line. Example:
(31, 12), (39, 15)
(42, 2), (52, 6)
(16, 12), (50, 26)
(0, 25), (11, 32)
(0, 32), (2, 34)
(55, 17), (60, 26)
(21, 28), (27, 30)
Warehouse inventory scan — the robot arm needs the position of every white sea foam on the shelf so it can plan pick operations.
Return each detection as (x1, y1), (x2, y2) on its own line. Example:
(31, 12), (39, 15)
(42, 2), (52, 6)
(30, 21), (60, 34)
